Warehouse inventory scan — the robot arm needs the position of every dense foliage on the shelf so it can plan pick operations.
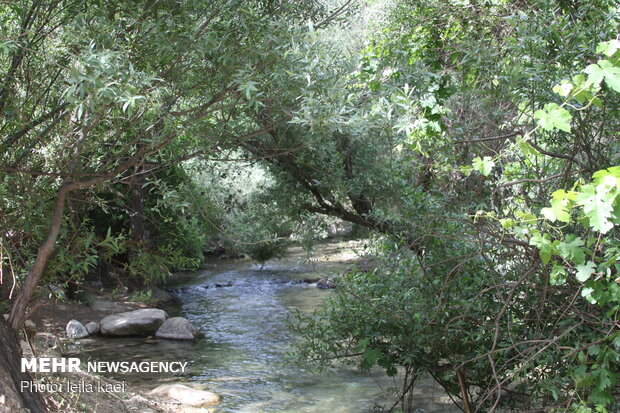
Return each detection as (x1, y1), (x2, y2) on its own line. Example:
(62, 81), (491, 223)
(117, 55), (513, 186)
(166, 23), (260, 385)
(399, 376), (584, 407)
(278, 1), (619, 411)
(1, 0), (619, 411)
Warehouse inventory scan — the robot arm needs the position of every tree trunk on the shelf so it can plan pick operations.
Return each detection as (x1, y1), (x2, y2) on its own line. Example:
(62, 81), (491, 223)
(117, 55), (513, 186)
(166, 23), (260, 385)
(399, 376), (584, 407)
(0, 317), (47, 412)
(8, 184), (68, 331)
(8, 138), (163, 331)
(129, 167), (147, 265)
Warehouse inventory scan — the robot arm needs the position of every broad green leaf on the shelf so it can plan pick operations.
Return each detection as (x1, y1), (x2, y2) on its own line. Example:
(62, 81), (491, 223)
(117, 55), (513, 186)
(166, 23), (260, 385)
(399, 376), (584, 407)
(557, 235), (585, 264)
(586, 60), (620, 93)
(355, 338), (369, 352)
(542, 197), (571, 223)
(540, 207), (556, 222)
(529, 231), (554, 264)
(472, 156), (495, 177)
(533, 103), (572, 132)
(552, 81), (573, 97)
(596, 39), (620, 57)
(576, 182), (617, 233)
(570, 74), (601, 106)
(597, 60), (620, 93)
(582, 289), (596, 305)
(460, 165), (473, 177)
(575, 261), (596, 282)
(586, 63), (605, 86)
(593, 166), (620, 183)
(551, 188), (577, 201)
(572, 74), (592, 89)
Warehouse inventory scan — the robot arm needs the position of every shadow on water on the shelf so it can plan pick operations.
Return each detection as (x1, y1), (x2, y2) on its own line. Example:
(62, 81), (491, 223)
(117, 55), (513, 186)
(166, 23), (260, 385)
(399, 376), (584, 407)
(83, 246), (460, 413)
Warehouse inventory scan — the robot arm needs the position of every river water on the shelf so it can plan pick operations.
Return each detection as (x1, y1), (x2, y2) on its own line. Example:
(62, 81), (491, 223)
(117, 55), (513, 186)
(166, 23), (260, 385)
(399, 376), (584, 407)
(83, 244), (459, 412)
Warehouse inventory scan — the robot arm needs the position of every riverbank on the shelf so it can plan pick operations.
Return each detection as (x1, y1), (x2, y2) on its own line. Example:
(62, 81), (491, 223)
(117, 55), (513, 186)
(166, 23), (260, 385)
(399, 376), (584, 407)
(12, 286), (214, 412)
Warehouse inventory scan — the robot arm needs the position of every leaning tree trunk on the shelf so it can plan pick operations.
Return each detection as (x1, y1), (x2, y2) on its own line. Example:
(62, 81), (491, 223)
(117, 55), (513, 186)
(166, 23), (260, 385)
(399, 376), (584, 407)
(8, 184), (69, 331)
(0, 317), (47, 412)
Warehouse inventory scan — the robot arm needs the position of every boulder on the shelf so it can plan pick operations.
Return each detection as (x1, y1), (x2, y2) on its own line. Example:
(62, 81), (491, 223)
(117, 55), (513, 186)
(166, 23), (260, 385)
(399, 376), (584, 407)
(150, 384), (220, 407)
(155, 317), (201, 340)
(100, 308), (168, 336)
(85, 321), (100, 335)
(317, 277), (336, 289)
(66, 320), (89, 339)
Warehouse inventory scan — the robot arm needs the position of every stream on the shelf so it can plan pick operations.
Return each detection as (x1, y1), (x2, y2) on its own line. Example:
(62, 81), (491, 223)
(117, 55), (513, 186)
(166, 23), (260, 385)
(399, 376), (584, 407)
(83, 243), (459, 412)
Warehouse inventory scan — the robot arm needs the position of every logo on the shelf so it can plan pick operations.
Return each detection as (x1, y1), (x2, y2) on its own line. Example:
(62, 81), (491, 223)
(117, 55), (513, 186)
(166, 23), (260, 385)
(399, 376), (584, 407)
(20, 358), (188, 373)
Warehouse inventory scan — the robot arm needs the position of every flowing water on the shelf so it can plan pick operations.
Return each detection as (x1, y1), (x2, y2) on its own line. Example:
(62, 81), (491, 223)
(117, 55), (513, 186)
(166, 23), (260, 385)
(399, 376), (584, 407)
(83, 243), (459, 413)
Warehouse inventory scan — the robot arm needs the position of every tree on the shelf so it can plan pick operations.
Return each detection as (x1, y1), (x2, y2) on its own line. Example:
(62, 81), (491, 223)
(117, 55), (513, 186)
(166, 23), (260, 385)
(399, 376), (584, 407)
(1, 0), (337, 409)
(244, 1), (620, 410)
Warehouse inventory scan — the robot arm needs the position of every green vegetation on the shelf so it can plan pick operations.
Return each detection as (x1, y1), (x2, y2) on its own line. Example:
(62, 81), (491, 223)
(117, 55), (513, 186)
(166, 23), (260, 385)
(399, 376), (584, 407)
(0, 0), (618, 411)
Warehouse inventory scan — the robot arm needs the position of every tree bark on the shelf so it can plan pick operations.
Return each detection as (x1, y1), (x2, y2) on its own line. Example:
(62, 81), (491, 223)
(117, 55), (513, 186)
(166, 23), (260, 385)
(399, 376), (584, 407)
(0, 317), (47, 412)
(8, 183), (69, 331)
(457, 369), (472, 413)
(129, 166), (147, 265)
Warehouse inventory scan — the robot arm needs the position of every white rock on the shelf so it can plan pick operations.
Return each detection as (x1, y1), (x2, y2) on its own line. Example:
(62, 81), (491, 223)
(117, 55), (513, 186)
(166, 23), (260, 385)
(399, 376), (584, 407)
(150, 384), (220, 407)
(66, 320), (89, 339)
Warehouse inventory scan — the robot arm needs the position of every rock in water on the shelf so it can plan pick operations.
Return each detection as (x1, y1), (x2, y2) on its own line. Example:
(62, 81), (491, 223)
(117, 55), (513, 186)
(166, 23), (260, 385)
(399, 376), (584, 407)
(85, 321), (100, 335)
(66, 320), (89, 339)
(317, 277), (336, 289)
(155, 317), (201, 340)
(150, 384), (220, 407)
(100, 308), (168, 336)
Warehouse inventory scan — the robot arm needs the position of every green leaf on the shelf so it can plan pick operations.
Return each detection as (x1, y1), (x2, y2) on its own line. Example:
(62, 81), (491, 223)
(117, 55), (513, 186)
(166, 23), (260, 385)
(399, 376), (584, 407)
(596, 39), (620, 57)
(557, 235), (585, 264)
(571, 73), (602, 106)
(592, 166), (620, 183)
(238, 81), (259, 100)
(551, 189), (577, 201)
(541, 196), (571, 223)
(361, 347), (382, 369)
(529, 231), (554, 264)
(355, 338), (369, 352)
(585, 60), (620, 93)
(516, 211), (538, 223)
(534, 103), (572, 132)
(552, 81), (573, 97)
(518, 140), (539, 156)
(472, 156), (495, 177)
(575, 261), (596, 282)
(576, 181), (617, 233)
(550, 264), (568, 286)
(500, 218), (515, 229)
